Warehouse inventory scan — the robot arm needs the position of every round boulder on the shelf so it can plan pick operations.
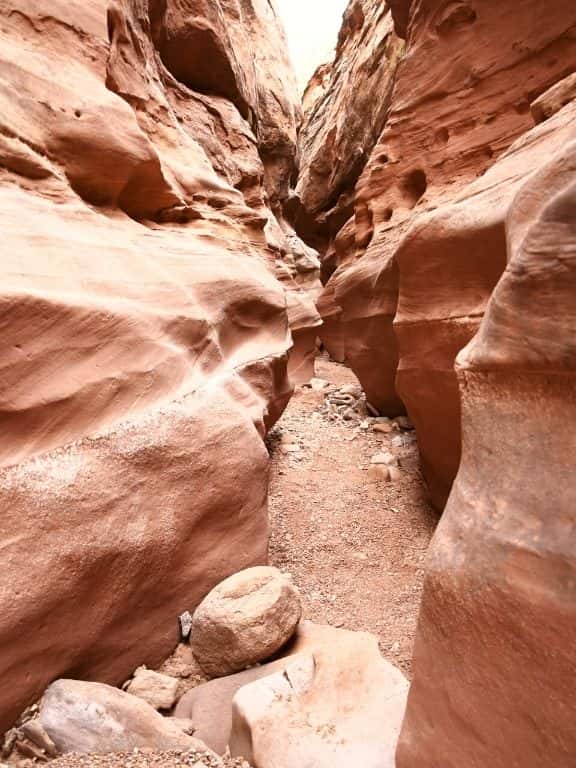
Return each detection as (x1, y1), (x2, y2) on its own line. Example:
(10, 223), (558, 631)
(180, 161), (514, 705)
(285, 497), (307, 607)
(191, 567), (302, 677)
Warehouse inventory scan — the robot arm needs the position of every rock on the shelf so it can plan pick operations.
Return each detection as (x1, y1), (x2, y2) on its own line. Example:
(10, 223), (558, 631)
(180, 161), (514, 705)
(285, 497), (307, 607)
(367, 465), (391, 482)
(301, 0), (576, 505)
(531, 72), (576, 124)
(370, 452), (398, 467)
(20, 721), (57, 757)
(309, 378), (330, 391)
(394, 416), (414, 431)
(339, 384), (362, 397)
(229, 624), (408, 768)
(191, 567), (302, 678)
(0, 0), (321, 730)
(126, 668), (180, 711)
(397, 140), (576, 767)
(373, 422), (393, 434)
(177, 622), (395, 756)
(39, 680), (214, 755)
(387, 467), (402, 483)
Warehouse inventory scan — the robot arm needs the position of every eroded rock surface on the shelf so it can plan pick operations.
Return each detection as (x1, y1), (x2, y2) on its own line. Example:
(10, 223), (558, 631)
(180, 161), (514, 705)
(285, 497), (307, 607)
(229, 624), (408, 768)
(0, 0), (318, 730)
(397, 140), (576, 768)
(299, 0), (576, 502)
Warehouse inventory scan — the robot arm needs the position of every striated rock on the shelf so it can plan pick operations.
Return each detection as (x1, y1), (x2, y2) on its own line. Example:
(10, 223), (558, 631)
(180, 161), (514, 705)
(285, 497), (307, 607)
(39, 680), (213, 755)
(398, 141), (576, 767)
(305, 0), (576, 500)
(126, 668), (180, 711)
(191, 567), (302, 677)
(394, 96), (576, 507)
(295, 3), (404, 265)
(531, 71), (576, 124)
(229, 624), (408, 768)
(0, 0), (316, 731)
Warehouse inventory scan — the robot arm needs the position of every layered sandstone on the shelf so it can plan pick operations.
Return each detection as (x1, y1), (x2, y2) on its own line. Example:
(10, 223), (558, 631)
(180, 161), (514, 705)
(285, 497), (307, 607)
(303, 0), (576, 500)
(294, 1), (404, 268)
(398, 136), (576, 768)
(0, 0), (317, 730)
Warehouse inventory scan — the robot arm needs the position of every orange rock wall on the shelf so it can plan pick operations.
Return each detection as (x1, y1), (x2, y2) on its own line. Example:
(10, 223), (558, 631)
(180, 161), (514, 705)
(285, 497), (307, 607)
(0, 0), (317, 730)
(301, 0), (576, 500)
(398, 134), (576, 768)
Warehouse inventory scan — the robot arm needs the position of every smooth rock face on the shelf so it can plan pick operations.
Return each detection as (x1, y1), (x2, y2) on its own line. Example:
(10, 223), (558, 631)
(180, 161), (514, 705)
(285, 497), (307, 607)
(0, 0), (317, 730)
(302, 0), (576, 503)
(126, 668), (180, 711)
(39, 680), (210, 754)
(397, 142), (576, 767)
(229, 624), (408, 768)
(191, 567), (302, 677)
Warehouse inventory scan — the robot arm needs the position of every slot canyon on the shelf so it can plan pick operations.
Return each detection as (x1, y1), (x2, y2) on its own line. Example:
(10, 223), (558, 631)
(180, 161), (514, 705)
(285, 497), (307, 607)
(0, 1), (575, 767)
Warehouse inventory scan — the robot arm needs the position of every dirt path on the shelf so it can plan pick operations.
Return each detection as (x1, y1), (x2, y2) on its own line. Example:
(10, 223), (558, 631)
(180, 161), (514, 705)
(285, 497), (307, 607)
(268, 357), (436, 676)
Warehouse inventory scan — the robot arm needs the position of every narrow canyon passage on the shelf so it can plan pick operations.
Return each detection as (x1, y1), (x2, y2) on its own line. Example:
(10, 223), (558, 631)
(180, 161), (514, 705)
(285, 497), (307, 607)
(268, 357), (436, 676)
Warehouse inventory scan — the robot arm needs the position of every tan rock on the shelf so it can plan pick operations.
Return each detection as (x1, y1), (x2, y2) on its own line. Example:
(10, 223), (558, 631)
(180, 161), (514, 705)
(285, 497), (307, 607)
(370, 452), (398, 467)
(229, 624), (408, 768)
(368, 465), (391, 482)
(191, 567), (302, 677)
(126, 668), (180, 711)
(397, 140), (576, 767)
(176, 622), (383, 755)
(0, 0), (315, 732)
(39, 680), (214, 755)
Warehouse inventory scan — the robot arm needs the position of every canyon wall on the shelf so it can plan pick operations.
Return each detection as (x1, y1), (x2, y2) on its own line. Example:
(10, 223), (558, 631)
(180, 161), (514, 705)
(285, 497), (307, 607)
(299, 0), (576, 507)
(0, 0), (318, 731)
(398, 134), (576, 768)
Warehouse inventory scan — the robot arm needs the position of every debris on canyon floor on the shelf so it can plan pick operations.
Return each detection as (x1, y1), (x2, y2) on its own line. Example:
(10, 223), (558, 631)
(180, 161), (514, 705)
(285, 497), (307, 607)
(268, 358), (436, 675)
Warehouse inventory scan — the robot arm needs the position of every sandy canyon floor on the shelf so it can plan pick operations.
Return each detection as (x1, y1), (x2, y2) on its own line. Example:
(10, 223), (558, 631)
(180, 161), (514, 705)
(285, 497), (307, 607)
(268, 358), (436, 677)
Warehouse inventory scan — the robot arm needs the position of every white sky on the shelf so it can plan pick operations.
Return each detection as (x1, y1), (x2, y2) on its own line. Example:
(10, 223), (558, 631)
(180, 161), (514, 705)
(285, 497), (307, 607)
(276, 0), (349, 92)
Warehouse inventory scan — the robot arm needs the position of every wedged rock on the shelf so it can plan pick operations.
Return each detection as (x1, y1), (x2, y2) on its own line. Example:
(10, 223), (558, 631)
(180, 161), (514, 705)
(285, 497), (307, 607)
(125, 668), (180, 711)
(191, 567), (302, 678)
(39, 680), (214, 755)
(229, 625), (408, 768)
(397, 141), (576, 767)
(176, 622), (383, 755)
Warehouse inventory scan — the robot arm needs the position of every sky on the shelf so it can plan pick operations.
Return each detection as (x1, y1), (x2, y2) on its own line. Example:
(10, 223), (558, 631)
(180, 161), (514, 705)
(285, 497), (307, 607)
(276, 0), (349, 92)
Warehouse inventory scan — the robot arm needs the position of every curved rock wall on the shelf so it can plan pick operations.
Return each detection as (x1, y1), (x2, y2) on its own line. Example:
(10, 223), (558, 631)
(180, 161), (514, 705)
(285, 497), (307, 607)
(0, 0), (317, 730)
(299, 0), (576, 502)
(397, 136), (576, 768)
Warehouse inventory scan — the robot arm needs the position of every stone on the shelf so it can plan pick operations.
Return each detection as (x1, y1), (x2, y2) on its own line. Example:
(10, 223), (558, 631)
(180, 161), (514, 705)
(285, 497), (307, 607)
(191, 567), (302, 678)
(397, 141), (576, 767)
(39, 680), (215, 755)
(229, 624), (408, 768)
(394, 416), (414, 431)
(367, 465), (391, 482)
(387, 467), (402, 483)
(126, 668), (180, 711)
(531, 72), (576, 124)
(309, 378), (330, 391)
(176, 622), (381, 755)
(370, 452), (398, 467)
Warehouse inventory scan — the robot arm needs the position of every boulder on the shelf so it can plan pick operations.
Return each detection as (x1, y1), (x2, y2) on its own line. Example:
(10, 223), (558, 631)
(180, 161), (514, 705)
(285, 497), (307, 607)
(39, 680), (214, 755)
(229, 625), (408, 768)
(397, 141), (576, 767)
(176, 622), (385, 755)
(125, 668), (180, 711)
(191, 567), (302, 677)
